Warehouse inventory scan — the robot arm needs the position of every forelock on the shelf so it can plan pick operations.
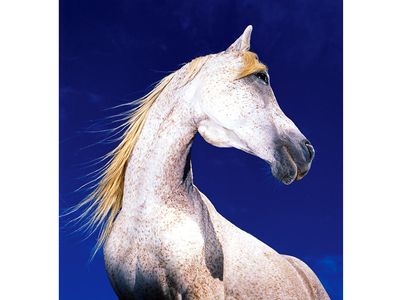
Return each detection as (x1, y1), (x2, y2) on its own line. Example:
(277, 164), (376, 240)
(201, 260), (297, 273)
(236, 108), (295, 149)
(236, 51), (267, 79)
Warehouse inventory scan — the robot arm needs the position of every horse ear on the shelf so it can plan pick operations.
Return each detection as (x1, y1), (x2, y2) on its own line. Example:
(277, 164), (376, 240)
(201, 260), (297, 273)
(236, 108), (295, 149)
(226, 25), (253, 52)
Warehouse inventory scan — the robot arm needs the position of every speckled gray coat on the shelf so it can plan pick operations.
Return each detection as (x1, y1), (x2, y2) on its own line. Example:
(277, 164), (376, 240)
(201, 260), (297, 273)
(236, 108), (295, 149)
(103, 26), (330, 300)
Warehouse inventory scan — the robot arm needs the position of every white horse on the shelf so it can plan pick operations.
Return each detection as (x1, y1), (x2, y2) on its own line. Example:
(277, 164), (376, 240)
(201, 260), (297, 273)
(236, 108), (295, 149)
(79, 25), (329, 299)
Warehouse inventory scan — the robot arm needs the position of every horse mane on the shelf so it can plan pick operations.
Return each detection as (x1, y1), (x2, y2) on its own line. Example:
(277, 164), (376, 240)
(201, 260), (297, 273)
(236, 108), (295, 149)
(76, 55), (209, 254)
(76, 51), (264, 254)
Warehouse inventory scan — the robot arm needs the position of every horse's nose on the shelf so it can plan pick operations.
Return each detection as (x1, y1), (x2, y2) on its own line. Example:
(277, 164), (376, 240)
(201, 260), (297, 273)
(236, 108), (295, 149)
(303, 140), (315, 162)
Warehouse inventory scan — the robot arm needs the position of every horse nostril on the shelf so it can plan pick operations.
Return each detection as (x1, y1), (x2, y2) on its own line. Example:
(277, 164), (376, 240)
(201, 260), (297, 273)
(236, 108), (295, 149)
(304, 141), (315, 161)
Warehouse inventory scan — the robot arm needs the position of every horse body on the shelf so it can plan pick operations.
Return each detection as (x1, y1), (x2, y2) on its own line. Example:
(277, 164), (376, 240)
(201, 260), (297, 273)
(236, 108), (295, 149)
(84, 26), (329, 299)
(105, 193), (328, 299)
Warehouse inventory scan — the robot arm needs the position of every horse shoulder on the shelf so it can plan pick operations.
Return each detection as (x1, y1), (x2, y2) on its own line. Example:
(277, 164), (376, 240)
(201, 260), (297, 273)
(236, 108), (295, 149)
(284, 255), (330, 300)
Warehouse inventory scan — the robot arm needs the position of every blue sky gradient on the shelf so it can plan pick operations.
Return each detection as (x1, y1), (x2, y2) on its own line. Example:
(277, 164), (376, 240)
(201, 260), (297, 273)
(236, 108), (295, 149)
(60, 0), (342, 298)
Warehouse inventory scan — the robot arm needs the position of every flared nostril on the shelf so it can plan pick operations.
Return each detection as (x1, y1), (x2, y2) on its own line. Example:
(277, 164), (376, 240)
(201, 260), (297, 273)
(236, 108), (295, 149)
(304, 141), (315, 161)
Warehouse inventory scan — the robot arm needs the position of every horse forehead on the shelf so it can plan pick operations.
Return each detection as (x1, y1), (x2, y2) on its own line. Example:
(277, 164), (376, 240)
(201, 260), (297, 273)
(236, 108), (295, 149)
(203, 51), (264, 79)
(205, 53), (242, 72)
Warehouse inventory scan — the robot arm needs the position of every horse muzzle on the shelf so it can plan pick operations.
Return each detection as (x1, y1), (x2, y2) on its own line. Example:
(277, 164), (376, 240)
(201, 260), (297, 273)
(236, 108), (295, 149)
(271, 139), (315, 185)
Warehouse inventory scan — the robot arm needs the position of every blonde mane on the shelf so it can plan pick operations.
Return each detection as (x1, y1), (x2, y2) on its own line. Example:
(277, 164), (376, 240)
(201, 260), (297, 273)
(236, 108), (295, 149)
(77, 55), (209, 253)
(77, 51), (265, 254)
(237, 51), (267, 79)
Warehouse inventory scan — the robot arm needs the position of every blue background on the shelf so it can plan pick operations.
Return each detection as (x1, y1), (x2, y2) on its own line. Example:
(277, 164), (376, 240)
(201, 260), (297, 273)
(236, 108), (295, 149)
(60, 0), (342, 299)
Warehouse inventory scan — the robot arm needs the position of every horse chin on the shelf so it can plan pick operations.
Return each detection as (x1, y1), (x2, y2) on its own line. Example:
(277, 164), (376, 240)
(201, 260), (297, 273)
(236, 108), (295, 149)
(275, 166), (297, 185)
(270, 150), (299, 185)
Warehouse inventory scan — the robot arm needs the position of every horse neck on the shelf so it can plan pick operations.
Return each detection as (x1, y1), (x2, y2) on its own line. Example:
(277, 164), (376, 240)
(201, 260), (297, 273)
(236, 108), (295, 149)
(121, 80), (198, 213)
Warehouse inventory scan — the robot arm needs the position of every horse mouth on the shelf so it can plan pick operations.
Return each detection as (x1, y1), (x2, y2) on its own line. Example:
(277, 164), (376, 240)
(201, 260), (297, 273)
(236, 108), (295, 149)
(295, 169), (309, 180)
(278, 145), (308, 185)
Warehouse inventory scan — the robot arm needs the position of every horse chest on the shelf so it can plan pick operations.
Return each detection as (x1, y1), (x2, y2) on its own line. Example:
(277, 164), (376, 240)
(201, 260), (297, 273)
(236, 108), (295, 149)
(104, 210), (212, 296)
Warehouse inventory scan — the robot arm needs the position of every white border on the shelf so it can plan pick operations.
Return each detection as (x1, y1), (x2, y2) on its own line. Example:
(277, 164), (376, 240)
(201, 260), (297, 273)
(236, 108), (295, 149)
(0, 1), (58, 299)
(1, 0), (399, 299)
(344, 0), (400, 298)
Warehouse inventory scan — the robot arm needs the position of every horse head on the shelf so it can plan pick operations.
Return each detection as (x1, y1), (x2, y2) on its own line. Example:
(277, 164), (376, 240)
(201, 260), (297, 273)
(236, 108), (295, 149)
(193, 25), (315, 185)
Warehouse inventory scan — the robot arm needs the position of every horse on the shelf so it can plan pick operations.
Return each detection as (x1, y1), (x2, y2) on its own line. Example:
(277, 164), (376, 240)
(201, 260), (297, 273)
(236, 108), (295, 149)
(78, 25), (330, 299)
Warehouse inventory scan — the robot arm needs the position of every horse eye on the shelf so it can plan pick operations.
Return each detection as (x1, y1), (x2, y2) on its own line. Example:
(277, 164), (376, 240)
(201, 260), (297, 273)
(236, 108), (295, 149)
(254, 72), (269, 85)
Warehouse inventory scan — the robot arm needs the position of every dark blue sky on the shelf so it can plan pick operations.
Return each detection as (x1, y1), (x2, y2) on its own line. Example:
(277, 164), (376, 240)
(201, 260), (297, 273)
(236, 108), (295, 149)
(60, 0), (342, 299)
